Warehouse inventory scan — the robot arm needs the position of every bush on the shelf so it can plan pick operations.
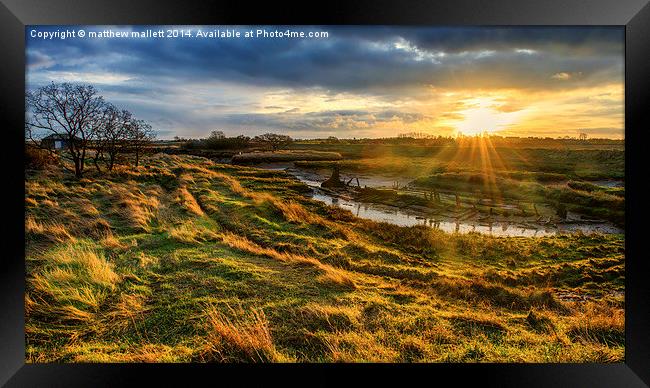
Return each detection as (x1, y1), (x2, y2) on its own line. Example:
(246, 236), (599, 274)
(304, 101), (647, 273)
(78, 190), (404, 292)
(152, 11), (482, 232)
(25, 145), (57, 169)
(204, 135), (251, 150)
(182, 135), (251, 150)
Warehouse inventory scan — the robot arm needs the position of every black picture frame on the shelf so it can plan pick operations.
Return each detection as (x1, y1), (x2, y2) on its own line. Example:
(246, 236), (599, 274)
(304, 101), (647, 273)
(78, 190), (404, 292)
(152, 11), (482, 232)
(2, 0), (649, 386)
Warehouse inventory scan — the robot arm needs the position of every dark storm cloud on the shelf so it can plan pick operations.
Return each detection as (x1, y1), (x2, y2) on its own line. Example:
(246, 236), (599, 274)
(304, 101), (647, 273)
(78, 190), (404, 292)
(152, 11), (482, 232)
(25, 26), (624, 138)
(336, 26), (623, 55)
(26, 26), (623, 93)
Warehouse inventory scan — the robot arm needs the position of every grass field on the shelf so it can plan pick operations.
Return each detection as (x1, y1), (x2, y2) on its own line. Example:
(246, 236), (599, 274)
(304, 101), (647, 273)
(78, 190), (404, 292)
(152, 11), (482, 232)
(290, 141), (624, 180)
(25, 153), (624, 362)
(232, 150), (342, 164)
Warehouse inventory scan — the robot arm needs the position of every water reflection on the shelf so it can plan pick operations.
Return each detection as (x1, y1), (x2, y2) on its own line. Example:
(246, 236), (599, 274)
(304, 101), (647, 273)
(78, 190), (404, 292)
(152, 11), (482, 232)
(309, 188), (624, 237)
(260, 164), (624, 237)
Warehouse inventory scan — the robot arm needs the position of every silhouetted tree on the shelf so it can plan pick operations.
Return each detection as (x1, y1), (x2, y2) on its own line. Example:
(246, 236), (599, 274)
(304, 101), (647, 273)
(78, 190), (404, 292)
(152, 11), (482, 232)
(203, 132), (250, 150)
(128, 119), (155, 167)
(210, 130), (226, 139)
(92, 104), (132, 172)
(254, 133), (293, 152)
(26, 83), (105, 177)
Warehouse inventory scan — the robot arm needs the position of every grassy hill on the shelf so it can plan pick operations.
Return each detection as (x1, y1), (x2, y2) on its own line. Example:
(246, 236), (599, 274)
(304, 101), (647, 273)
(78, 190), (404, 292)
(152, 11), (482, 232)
(25, 154), (624, 362)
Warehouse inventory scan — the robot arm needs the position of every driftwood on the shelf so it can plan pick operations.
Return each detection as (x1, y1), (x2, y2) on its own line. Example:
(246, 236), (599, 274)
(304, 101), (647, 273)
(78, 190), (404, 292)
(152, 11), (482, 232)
(321, 166), (347, 188)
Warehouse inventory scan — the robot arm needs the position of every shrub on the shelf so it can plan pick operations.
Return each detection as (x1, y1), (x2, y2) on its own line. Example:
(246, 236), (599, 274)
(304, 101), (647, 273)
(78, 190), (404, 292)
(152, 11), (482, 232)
(25, 145), (57, 170)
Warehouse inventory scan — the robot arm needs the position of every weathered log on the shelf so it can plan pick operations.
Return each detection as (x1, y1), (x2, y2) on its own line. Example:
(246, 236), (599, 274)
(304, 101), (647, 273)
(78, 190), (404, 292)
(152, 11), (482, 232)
(321, 165), (347, 188)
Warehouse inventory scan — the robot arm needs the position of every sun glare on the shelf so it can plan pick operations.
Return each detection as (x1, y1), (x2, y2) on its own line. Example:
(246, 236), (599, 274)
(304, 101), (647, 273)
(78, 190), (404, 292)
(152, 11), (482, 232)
(451, 97), (523, 136)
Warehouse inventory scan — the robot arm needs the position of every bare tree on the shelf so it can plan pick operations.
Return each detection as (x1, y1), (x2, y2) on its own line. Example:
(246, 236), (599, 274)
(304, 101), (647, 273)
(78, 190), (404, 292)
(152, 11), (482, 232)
(26, 83), (105, 178)
(254, 133), (293, 152)
(128, 119), (156, 167)
(210, 130), (225, 139)
(92, 104), (132, 172)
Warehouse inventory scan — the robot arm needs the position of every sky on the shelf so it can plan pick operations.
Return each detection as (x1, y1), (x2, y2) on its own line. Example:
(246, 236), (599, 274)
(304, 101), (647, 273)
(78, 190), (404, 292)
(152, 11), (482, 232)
(26, 26), (625, 140)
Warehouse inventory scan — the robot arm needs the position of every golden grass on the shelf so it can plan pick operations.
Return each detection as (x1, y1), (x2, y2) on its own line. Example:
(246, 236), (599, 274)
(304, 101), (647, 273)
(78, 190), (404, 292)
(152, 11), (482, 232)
(25, 215), (75, 243)
(24, 153), (625, 363)
(267, 198), (325, 225)
(179, 164), (248, 196)
(320, 331), (399, 362)
(64, 343), (194, 363)
(31, 245), (120, 311)
(99, 230), (127, 249)
(567, 302), (624, 347)
(220, 232), (355, 289)
(110, 183), (160, 230)
(27, 245), (124, 333)
(59, 304), (97, 324)
(52, 246), (120, 287)
(178, 161), (329, 226)
(69, 197), (100, 216)
(168, 222), (220, 244)
(105, 293), (148, 334)
(232, 150), (342, 163)
(134, 251), (159, 268)
(198, 304), (287, 362)
(296, 303), (360, 332)
(174, 186), (204, 216)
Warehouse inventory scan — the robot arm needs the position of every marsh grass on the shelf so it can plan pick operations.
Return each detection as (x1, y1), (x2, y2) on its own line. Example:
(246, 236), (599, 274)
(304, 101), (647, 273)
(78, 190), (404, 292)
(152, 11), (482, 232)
(198, 304), (288, 362)
(25, 153), (625, 363)
(232, 150), (342, 164)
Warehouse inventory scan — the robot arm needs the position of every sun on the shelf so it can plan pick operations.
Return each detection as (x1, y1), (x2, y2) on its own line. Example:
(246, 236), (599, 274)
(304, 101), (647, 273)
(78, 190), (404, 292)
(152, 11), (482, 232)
(451, 97), (523, 136)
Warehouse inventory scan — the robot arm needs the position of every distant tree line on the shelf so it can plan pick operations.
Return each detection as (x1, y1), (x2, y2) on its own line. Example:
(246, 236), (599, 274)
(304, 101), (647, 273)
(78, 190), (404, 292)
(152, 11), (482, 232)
(25, 82), (155, 177)
(181, 131), (252, 151)
(296, 135), (623, 147)
(169, 131), (621, 151)
(180, 131), (292, 152)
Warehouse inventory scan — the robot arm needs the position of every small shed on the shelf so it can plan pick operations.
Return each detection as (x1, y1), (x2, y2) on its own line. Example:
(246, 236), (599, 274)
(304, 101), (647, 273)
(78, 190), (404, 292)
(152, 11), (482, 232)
(40, 134), (76, 150)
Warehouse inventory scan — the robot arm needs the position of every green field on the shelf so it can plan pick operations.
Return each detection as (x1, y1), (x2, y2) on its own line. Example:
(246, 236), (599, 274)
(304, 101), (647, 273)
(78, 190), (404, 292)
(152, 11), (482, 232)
(289, 141), (624, 180)
(25, 152), (624, 362)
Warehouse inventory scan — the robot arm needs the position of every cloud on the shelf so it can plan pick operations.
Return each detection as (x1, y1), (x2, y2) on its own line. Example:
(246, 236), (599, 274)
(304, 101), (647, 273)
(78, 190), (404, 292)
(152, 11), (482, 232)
(25, 26), (624, 139)
(26, 26), (623, 92)
(551, 71), (584, 81)
(26, 50), (54, 69)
